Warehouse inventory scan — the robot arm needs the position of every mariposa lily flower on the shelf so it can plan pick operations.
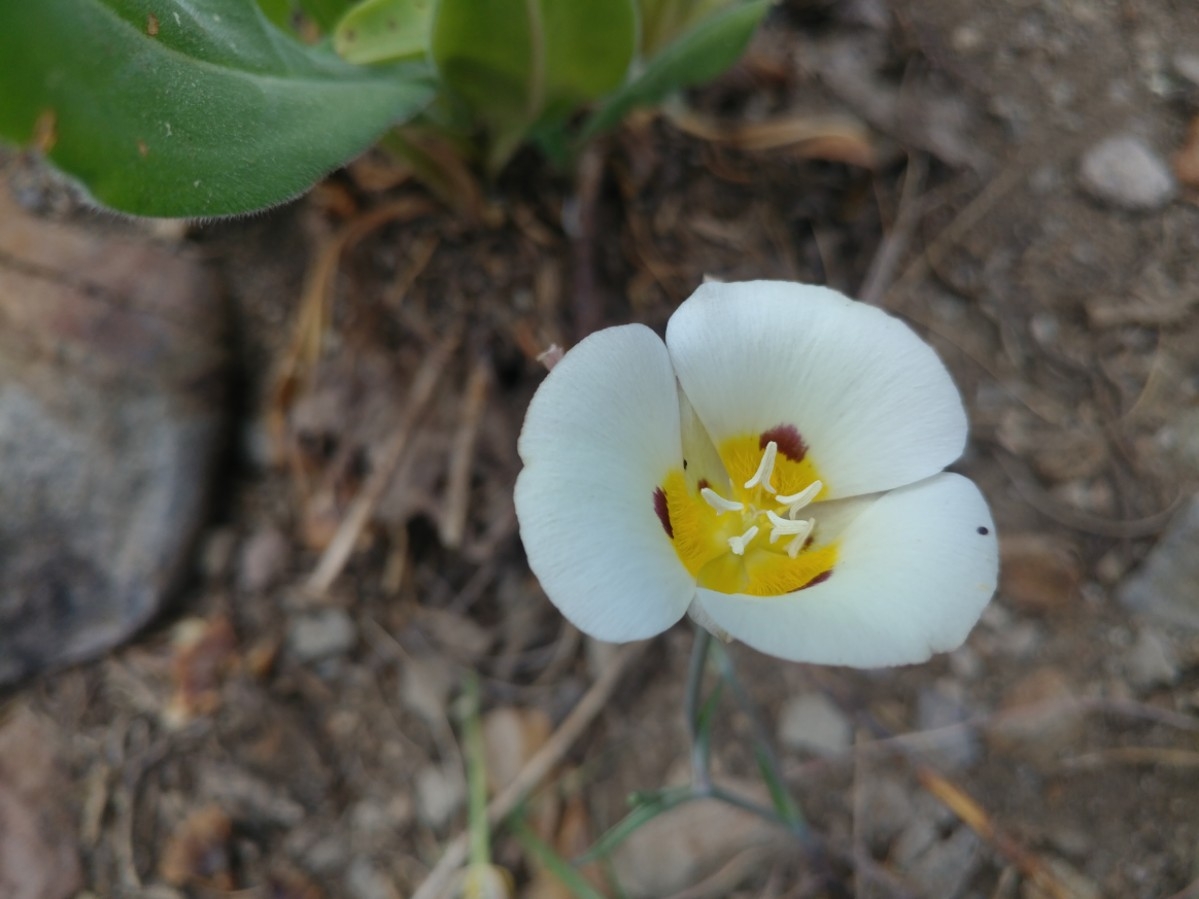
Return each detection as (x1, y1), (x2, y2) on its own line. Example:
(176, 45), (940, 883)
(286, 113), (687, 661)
(515, 281), (998, 667)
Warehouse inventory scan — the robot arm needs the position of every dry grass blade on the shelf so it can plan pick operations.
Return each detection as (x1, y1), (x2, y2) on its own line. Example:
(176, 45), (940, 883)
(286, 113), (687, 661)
(993, 450), (1182, 538)
(410, 641), (649, 899)
(1057, 747), (1199, 771)
(306, 332), (459, 596)
(269, 197), (437, 450)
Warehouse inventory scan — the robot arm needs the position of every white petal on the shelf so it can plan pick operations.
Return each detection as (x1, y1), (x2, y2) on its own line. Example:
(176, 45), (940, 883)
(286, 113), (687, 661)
(666, 281), (968, 498)
(693, 473), (997, 667)
(515, 325), (696, 641)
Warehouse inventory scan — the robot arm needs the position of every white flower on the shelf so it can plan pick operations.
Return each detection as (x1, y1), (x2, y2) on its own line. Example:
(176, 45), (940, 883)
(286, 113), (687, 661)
(514, 281), (998, 668)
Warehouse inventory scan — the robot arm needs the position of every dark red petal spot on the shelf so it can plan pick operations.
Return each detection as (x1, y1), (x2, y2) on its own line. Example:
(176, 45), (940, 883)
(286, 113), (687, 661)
(760, 424), (808, 462)
(653, 487), (673, 539)
(697, 478), (710, 492)
(794, 569), (832, 592)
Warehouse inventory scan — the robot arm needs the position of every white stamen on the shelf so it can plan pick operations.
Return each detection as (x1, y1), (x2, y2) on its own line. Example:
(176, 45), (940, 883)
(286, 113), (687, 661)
(776, 480), (823, 517)
(784, 521), (816, 558)
(765, 511), (814, 544)
(727, 525), (760, 556)
(701, 487), (744, 515)
(744, 441), (778, 494)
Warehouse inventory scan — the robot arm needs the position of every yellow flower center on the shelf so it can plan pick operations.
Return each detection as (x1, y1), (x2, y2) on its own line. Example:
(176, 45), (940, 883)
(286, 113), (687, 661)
(654, 427), (838, 596)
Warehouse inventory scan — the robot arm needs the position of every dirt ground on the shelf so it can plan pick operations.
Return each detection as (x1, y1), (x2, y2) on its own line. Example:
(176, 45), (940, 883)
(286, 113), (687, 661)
(3, 0), (1199, 897)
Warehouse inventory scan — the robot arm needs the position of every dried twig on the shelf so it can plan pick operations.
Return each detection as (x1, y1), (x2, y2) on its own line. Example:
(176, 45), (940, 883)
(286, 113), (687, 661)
(440, 355), (492, 549)
(306, 333), (459, 596)
(916, 767), (1078, 899)
(410, 641), (649, 899)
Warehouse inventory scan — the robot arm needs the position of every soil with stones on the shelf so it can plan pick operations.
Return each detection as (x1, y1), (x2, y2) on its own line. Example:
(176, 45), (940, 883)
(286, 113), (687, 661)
(2, 1), (1198, 898)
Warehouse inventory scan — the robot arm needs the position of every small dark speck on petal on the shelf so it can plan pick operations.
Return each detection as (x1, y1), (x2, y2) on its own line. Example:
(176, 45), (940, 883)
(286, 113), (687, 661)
(977, 526), (989, 535)
(653, 488), (673, 539)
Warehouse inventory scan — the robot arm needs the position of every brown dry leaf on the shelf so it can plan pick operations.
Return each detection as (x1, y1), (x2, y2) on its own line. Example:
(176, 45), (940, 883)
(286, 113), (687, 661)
(159, 805), (234, 890)
(986, 668), (1084, 760)
(999, 535), (1082, 614)
(163, 615), (239, 728)
(0, 706), (82, 899)
(482, 707), (552, 794)
(524, 793), (603, 899)
(668, 108), (876, 168)
(416, 607), (494, 662)
(608, 779), (780, 899)
(1173, 115), (1199, 188)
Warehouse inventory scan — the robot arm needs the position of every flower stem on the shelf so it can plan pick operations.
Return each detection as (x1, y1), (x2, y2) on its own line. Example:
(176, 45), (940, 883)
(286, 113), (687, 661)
(683, 626), (714, 788)
(710, 641), (815, 848)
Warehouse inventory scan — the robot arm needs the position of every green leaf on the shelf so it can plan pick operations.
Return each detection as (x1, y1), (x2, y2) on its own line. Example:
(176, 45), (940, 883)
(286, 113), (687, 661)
(578, 0), (769, 143)
(637, 0), (734, 56)
(0, 0), (434, 217)
(431, 0), (637, 172)
(333, 0), (432, 64)
(299, 0), (357, 31)
(429, 0), (536, 171)
(256, 0), (296, 31)
(541, 0), (638, 115)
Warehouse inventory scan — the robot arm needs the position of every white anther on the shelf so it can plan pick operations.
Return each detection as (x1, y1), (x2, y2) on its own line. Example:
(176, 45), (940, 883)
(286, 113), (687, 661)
(765, 511), (814, 544)
(744, 441), (778, 494)
(785, 523), (815, 558)
(701, 487), (744, 515)
(776, 480), (823, 517)
(727, 525), (760, 556)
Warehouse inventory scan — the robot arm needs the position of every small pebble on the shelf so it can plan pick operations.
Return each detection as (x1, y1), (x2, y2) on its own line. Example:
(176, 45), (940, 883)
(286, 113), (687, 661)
(915, 682), (980, 769)
(777, 693), (852, 757)
(287, 609), (357, 662)
(1124, 629), (1180, 690)
(415, 765), (465, 831)
(1079, 134), (1177, 211)
(1118, 493), (1199, 631)
(1174, 52), (1199, 90)
(237, 527), (291, 593)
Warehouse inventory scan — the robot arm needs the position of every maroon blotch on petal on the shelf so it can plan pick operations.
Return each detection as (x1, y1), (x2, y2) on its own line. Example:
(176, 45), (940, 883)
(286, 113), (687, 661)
(760, 424), (808, 462)
(653, 487), (674, 539)
(794, 569), (832, 591)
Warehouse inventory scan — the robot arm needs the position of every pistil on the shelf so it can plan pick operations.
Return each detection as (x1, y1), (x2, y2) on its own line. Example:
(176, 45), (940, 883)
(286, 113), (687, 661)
(727, 525), (760, 556)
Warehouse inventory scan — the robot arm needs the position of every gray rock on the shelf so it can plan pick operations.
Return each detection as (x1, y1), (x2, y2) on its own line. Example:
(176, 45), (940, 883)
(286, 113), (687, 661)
(1079, 134), (1177, 211)
(1118, 494), (1199, 631)
(777, 693), (852, 757)
(288, 609), (357, 662)
(1124, 629), (1180, 690)
(0, 180), (227, 686)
